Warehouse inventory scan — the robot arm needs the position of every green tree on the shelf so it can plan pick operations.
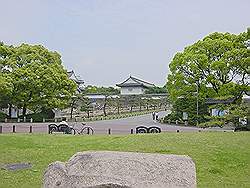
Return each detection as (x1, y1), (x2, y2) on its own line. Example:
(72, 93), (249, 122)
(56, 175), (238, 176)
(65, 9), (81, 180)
(113, 97), (123, 114)
(166, 29), (249, 125)
(225, 103), (249, 127)
(167, 30), (249, 102)
(80, 96), (93, 118)
(0, 74), (12, 110)
(82, 85), (120, 116)
(145, 85), (167, 94)
(83, 85), (119, 95)
(0, 43), (77, 117)
(0, 42), (14, 116)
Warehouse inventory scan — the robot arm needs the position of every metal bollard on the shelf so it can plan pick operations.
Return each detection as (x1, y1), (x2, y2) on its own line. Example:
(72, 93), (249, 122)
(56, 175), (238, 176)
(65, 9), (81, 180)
(13, 125), (16, 133)
(108, 128), (111, 135)
(17, 118), (20, 123)
(30, 118), (33, 123)
(177, 130), (179, 133)
(5, 118), (8, 123)
(29, 126), (32, 133)
(0, 126), (2, 133)
(87, 127), (90, 135)
(43, 118), (45, 123)
(24, 116), (26, 122)
(130, 128), (133, 134)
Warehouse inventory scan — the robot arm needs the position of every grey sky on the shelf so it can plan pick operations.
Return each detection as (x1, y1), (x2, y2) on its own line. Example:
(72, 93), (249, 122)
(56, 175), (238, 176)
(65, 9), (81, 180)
(0, 0), (249, 86)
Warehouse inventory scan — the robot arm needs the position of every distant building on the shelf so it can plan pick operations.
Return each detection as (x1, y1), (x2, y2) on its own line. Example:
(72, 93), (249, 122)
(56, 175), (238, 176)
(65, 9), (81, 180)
(67, 70), (85, 93)
(205, 98), (235, 116)
(116, 76), (155, 95)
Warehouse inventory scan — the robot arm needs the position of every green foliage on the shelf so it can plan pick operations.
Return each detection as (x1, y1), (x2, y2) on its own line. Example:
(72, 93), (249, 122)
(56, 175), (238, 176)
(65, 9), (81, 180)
(224, 103), (249, 127)
(167, 30), (249, 103)
(80, 96), (93, 118)
(164, 96), (208, 125)
(19, 109), (55, 122)
(83, 85), (119, 95)
(80, 86), (119, 116)
(166, 29), (250, 126)
(199, 103), (249, 128)
(198, 120), (224, 128)
(0, 43), (14, 110)
(0, 42), (77, 116)
(0, 111), (8, 121)
(145, 85), (167, 94)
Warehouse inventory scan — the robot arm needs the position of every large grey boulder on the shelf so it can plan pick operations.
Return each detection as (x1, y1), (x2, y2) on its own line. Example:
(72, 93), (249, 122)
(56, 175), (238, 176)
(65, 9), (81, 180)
(43, 151), (196, 188)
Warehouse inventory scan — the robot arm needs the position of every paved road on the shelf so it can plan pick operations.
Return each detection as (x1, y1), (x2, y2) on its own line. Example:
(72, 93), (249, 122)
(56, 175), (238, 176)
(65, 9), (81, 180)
(87, 111), (231, 133)
(0, 111), (232, 134)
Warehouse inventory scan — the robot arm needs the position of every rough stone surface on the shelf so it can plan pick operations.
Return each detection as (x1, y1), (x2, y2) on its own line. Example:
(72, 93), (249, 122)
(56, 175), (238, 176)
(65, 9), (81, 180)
(84, 184), (131, 188)
(43, 151), (196, 188)
(2, 163), (32, 171)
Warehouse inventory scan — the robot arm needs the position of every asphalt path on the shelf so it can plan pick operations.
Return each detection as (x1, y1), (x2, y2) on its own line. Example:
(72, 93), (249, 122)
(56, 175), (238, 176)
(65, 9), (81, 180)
(86, 111), (231, 134)
(0, 111), (232, 134)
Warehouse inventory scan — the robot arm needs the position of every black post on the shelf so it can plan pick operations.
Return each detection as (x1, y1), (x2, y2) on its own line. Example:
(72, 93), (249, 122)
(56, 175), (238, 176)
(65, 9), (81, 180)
(87, 127), (90, 135)
(29, 126), (32, 133)
(130, 128), (133, 134)
(177, 130), (179, 133)
(13, 125), (16, 133)
(0, 126), (2, 133)
(108, 128), (111, 135)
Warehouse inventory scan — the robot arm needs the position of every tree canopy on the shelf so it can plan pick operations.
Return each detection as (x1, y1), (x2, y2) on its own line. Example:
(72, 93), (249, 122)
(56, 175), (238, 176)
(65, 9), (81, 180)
(166, 29), (250, 126)
(83, 85), (119, 95)
(167, 30), (249, 102)
(0, 42), (77, 116)
(145, 85), (167, 94)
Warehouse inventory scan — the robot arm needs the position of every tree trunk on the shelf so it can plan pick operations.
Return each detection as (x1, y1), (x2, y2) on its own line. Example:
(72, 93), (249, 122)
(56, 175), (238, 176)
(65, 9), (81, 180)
(70, 107), (73, 119)
(8, 104), (12, 118)
(70, 100), (76, 119)
(103, 103), (107, 116)
(22, 104), (27, 117)
(17, 109), (19, 117)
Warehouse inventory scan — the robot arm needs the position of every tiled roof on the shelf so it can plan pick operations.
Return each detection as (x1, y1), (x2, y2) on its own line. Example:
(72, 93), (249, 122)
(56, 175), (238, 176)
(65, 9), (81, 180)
(67, 70), (74, 77)
(116, 76), (155, 88)
(67, 70), (84, 84)
(205, 98), (235, 104)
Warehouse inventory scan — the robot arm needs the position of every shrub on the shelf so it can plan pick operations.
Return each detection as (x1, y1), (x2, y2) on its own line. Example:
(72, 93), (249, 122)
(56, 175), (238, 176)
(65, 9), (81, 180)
(0, 112), (8, 121)
(19, 109), (55, 122)
(198, 120), (224, 128)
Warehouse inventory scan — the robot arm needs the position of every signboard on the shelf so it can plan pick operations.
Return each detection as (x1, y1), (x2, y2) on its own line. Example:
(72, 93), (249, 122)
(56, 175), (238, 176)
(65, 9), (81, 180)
(211, 109), (228, 116)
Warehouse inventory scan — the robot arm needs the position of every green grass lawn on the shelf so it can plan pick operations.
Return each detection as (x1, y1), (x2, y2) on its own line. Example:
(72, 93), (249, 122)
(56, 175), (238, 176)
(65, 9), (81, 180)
(0, 132), (249, 188)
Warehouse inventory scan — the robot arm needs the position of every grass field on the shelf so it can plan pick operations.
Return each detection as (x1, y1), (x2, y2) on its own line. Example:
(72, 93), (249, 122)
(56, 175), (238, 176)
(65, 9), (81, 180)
(0, 132), (249, 188)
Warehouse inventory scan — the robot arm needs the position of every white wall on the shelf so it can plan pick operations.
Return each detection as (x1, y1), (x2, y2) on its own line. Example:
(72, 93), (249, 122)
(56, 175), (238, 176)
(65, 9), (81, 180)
(121, 87), (145, 95)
